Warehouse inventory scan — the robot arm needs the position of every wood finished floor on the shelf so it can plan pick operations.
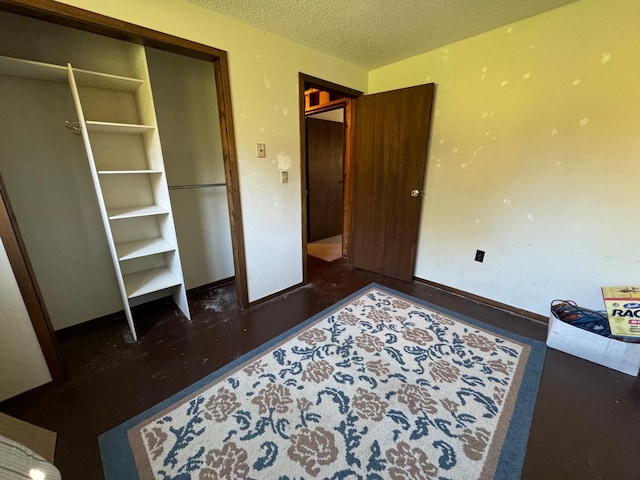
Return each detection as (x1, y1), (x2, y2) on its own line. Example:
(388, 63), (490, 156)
(1, 256), (639, 479)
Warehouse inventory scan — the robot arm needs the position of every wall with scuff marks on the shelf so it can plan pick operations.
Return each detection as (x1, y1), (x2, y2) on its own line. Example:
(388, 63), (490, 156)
(369, 0), (640, 315)
(55, 0), (367, 302)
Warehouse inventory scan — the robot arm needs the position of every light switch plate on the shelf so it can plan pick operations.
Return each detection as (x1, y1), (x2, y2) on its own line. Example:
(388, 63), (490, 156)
(281, 170), (288, 183)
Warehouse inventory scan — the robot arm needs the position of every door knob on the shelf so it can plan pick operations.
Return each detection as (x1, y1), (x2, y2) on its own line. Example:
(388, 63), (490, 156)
(410, 189), (421, 197)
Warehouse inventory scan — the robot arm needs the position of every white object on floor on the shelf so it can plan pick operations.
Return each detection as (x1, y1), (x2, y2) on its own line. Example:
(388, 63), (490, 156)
(0, 434), (61, 480)
(546, 311), (640, 376)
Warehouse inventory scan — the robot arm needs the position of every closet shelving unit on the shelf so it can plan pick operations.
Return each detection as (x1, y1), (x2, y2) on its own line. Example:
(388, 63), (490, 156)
(0, 54), (190, 341)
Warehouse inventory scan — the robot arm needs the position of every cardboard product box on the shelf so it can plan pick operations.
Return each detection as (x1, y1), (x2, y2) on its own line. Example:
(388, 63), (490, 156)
(0, 412), (57, 463)
(602, 286), (640, 338)
(546, 308), (640, 376)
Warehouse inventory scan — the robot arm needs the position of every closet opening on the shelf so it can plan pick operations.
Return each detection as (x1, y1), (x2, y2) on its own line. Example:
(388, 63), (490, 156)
(0, 0), (246, 382)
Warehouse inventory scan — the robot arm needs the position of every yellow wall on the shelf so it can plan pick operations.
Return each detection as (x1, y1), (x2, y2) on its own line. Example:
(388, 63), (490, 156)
(56, 0), (367, 302)
(369, 0), (640, 314)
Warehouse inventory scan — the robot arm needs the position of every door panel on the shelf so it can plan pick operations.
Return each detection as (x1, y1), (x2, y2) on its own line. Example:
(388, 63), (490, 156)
(349, 84), (434, 281)
(306, 118), (344, 242)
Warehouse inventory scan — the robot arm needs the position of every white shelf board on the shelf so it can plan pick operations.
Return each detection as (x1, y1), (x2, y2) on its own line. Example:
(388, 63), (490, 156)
(0, 55), (67, 82)
(116, 237), (175, 261)
(0, 56), (145, 92)
(124, 267), (181, 298)
(73, 68), (143, 92)
(86, 121), (155, 134)
(98, 170), (163, 175)
(108, 205), (169, 220)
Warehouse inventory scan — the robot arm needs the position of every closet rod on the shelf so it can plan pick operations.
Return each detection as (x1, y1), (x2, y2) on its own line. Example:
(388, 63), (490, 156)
(168, 183), (226, 190)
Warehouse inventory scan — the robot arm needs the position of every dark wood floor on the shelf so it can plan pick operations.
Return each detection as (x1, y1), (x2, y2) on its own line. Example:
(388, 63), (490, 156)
(2, 256), (639, 479)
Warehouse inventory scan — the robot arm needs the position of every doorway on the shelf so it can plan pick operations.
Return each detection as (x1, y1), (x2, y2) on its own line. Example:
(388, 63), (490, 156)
(299, 75), (435, 284)
(306, 109), (345, 263)
(299, 74), (361, 283)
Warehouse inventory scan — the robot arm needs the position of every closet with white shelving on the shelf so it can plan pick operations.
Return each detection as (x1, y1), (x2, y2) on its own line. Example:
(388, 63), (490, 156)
(0, 11), (234, 340)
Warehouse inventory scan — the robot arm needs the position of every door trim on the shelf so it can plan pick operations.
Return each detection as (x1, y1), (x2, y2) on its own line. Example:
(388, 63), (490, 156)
(298, 73), (361, 283)
(0, 175), (67, 384)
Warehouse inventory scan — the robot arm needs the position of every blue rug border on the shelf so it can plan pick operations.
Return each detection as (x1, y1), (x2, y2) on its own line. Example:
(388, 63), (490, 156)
(99, 282), (546, 479)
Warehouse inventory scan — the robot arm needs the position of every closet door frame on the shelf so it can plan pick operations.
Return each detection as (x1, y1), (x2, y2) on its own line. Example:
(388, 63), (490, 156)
(0, 0), (249, 379)
(0, 175), (67, 385)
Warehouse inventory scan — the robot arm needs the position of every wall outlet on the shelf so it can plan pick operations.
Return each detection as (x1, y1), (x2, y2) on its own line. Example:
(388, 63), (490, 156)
(281, 170), (288, 183)
(475, 250), (485, 262)
(257, 143), (266, 158)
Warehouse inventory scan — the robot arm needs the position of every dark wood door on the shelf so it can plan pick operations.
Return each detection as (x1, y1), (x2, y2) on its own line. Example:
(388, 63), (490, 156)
(349, 84), (434, 281)
(306, 118), (344, 242)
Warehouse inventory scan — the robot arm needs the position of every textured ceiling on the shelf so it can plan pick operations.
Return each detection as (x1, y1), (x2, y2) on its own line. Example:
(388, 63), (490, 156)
(186, 0), (579, 69)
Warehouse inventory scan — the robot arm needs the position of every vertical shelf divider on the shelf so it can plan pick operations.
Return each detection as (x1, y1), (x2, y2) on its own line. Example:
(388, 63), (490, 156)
(131, 48), (191, 321)
(66, 63), (138, 339)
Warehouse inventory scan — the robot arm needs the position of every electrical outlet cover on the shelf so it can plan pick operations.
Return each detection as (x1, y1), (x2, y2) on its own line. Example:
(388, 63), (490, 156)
(257, 143), (266, 158)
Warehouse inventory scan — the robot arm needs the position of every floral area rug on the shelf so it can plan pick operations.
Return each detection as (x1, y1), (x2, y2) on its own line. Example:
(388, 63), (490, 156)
(100, 284), (545, 479)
